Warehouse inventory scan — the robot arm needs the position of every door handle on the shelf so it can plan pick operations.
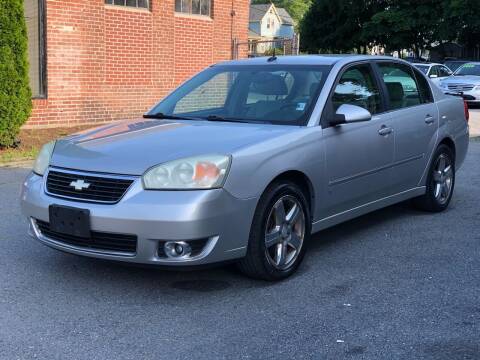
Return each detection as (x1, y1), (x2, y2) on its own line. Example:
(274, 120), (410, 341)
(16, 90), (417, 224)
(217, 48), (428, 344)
(425, 115), (435, 124)
(378, 126), (393, 136)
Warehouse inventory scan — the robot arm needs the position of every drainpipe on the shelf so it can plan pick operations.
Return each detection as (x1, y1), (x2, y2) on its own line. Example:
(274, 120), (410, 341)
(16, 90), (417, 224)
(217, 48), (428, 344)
(230, 0), (236, 59)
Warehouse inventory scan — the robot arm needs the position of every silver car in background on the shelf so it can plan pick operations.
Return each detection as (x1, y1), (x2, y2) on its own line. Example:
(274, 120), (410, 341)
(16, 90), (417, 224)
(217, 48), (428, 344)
(21, 55), (470, 280)
(439, 62), (480, 105)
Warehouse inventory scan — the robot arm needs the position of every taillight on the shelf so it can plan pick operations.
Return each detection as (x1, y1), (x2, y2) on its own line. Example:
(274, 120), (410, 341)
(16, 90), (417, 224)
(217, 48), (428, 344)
(464, 100), (469, 123)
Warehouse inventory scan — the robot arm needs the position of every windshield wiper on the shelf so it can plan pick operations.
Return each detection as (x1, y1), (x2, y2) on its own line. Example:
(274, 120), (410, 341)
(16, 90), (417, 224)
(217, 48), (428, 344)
(203, 115), (271, 124)
(143, 112), (197, 120)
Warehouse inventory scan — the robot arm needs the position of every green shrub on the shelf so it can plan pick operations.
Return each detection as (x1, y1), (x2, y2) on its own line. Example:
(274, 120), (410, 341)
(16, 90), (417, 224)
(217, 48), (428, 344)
(0, 0), (32, 148)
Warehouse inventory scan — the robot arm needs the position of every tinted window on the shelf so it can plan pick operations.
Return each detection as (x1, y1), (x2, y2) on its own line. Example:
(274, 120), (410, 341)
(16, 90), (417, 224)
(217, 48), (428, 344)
(332, 64), (382, 114)
(378, 63), (422, 110)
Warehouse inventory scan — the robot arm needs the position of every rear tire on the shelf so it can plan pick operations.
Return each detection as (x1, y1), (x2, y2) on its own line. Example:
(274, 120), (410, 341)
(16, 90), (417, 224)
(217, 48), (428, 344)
(413, 144), (455, 212)
(237, 180), (311, 281)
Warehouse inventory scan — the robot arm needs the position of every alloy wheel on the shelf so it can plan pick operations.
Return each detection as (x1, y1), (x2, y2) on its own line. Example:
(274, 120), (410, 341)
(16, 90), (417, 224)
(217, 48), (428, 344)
(432, 153), (454, 205)
(264, 195), (305, 271)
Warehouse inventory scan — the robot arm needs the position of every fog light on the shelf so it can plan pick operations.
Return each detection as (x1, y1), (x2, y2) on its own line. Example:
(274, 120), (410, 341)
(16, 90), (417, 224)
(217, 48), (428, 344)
(164, 241), (192, 258)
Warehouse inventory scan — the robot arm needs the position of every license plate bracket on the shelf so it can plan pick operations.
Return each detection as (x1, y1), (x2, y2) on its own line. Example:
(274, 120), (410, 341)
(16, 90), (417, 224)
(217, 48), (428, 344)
(49, 205), (91, 239)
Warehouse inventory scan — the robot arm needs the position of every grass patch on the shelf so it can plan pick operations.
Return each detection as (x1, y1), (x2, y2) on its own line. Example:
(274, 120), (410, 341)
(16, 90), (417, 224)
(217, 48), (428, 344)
(0, 147), (38, 163)
(0, 124), (102, 165)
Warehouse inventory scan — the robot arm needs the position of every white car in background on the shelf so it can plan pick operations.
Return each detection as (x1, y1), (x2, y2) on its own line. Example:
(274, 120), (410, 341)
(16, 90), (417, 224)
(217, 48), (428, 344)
(414, 63), (453, 86)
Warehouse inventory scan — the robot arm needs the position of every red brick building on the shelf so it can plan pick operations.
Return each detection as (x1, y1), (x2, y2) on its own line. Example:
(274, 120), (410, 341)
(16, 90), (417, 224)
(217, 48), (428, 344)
(23, 0), (249, 128)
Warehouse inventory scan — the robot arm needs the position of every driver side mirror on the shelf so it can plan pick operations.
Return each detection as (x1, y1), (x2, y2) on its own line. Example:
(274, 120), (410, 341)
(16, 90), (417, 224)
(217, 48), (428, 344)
(330, 104), (372, 126)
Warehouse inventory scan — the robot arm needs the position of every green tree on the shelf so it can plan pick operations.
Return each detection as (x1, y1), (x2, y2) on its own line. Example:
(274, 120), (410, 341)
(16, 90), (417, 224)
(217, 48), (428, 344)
(364, 0), (442, 57)
(439, 0), (480, 48)
(300, 0), (384, 54)
(0, 0), (32, 148)
(251, 0), (313, 28)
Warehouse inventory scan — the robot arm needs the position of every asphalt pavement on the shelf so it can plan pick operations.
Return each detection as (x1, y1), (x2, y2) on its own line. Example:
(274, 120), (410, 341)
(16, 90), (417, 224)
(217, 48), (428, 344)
(0, 142), (479, 360)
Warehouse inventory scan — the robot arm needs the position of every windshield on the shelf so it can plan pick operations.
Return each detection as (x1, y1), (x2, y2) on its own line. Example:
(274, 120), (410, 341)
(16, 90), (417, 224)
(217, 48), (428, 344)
(148, 65), (331, 125)
(445, 61), (467, 71)
(414, 65), (429, 74)
(454, 63), (480, 76)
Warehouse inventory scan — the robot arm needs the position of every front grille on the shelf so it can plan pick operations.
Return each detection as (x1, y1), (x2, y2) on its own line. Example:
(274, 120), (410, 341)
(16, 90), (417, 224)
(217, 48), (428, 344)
(46, 169), (134, 204)
(447, 83), (475, 92)
(36, 219), (137, 254)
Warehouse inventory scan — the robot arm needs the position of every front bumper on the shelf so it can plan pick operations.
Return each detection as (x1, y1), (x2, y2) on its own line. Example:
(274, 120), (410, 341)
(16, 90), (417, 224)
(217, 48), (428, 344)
(20, 171), (258, 266)
(443, 88), (480, 103)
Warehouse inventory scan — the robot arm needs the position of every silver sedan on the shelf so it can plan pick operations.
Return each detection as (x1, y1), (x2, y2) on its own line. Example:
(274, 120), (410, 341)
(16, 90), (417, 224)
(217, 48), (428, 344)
(439, 62), (480, 105)
(21, 55), (470, 280)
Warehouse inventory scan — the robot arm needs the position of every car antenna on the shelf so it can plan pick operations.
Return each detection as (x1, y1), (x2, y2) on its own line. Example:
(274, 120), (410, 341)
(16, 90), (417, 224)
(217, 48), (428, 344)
(268, 47), (277, 62)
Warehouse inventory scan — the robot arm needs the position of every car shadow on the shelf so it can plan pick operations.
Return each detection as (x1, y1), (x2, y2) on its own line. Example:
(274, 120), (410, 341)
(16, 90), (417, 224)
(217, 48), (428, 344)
(42, 200), (431, 295)
(308, 200), (425, 252)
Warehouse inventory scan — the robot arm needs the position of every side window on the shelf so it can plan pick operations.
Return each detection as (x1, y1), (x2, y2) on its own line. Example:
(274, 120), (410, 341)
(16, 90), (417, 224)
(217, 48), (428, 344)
(378, 63), (421, 110)
(438, 66), (451, 77)
(331, 64), (382, 114)
(412, 68), (433, 103)
(430, 66), (439, 77)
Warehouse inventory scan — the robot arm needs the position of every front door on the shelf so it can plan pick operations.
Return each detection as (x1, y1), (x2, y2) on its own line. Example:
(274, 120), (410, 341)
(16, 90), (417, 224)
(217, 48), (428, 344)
(322, 63), (394, 217)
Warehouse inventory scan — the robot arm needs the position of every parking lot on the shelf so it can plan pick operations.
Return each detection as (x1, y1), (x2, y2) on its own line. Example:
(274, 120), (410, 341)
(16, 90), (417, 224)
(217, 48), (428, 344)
(0, 141), (479, 360)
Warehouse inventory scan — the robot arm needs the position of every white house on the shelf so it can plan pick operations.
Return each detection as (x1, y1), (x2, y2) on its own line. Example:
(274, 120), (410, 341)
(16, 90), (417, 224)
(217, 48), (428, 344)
(249, 3), (295, 54)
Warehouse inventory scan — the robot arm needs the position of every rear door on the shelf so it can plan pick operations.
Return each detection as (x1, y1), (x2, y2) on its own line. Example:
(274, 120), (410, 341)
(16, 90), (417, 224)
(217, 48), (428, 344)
(322, 62), (394, 216)
(375, 61), (438, 192)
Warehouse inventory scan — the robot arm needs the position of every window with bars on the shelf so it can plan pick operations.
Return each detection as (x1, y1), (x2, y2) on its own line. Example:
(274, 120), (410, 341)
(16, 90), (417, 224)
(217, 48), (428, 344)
(175, 0), (211, 17)
(105, 0), (149, 9)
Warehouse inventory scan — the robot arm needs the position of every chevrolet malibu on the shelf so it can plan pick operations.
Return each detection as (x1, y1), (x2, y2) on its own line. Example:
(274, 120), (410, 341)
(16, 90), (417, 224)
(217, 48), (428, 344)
(21, 55), (470, 280)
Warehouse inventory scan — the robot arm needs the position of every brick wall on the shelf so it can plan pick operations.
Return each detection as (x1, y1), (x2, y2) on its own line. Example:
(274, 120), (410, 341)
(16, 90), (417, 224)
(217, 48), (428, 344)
(26, 0), (249, 128)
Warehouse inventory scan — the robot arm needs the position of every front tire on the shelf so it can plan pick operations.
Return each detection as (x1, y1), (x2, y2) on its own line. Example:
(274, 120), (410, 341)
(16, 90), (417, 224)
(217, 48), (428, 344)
(413, 144), (455, 212)
(238, 180), (311, 281)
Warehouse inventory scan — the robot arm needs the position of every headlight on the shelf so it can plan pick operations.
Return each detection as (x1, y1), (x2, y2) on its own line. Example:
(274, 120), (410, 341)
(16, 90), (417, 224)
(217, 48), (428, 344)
(475, 85), (480, 90)
(33, 141), (55, 176)
(143, 155), (231, 190)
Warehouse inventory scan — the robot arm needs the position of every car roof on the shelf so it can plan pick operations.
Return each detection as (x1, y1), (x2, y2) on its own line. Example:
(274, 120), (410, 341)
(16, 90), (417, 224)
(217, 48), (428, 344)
(215, 55), (407, 67)
(414, 63), (443, 67)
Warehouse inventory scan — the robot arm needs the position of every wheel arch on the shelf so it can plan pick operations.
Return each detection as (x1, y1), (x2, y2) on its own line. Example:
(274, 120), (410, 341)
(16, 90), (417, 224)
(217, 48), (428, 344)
(438, 136), (456, 163)
(266, 170), (316, 220)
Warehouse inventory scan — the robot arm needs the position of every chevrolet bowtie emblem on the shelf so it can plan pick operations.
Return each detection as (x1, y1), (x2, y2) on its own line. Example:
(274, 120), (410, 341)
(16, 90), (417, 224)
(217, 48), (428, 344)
(70, 179), (91, 191)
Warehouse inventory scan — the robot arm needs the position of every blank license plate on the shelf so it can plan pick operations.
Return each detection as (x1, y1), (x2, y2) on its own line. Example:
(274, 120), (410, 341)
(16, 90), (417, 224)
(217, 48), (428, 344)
(49, 205), (91, 238)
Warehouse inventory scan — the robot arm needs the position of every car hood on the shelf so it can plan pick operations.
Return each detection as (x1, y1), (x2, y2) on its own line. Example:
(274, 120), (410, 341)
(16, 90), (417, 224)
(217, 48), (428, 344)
(441, 75), (480, 84)
(51, 119), (296, 175)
